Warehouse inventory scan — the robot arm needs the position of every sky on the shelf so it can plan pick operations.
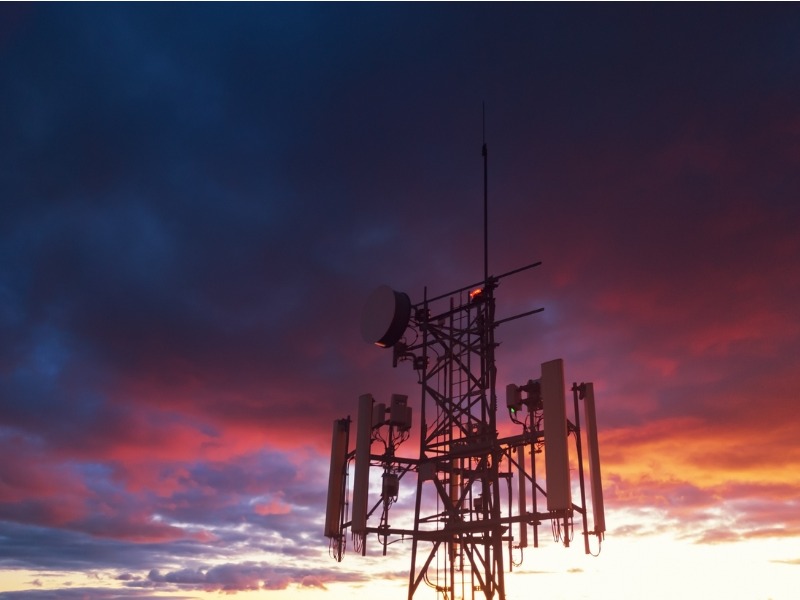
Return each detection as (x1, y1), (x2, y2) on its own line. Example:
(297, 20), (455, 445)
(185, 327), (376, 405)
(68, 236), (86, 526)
(1, 3), (799, 599)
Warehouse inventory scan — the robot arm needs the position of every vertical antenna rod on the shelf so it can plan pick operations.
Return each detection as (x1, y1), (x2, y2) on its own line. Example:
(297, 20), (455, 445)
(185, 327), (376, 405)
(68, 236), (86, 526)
(482, 103), (489, 284)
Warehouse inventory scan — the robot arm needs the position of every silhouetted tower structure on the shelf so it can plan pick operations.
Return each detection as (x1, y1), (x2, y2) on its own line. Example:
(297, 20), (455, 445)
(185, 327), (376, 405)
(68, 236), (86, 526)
(404, 275), (514, 600)
(325, 137), (605, 600)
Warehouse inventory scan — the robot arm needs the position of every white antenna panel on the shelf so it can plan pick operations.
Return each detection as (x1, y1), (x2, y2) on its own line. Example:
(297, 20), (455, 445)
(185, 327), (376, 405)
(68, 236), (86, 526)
(324, 418), (349, 538)
(351, 394), (373, 534)
(583, 383), (606, 535)
(541, 359), (571, 511)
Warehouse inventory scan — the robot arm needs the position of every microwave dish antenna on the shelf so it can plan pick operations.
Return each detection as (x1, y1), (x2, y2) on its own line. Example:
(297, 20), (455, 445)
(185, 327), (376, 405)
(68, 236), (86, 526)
(361, 285), (411, 348)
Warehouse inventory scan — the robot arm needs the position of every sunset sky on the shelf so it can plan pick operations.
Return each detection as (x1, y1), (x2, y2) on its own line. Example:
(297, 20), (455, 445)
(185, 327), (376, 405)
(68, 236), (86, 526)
(1, 3), (799, 599)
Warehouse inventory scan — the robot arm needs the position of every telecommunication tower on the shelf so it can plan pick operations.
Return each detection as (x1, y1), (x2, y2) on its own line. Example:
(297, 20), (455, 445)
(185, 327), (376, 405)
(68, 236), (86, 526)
(325, 137), (605, 600)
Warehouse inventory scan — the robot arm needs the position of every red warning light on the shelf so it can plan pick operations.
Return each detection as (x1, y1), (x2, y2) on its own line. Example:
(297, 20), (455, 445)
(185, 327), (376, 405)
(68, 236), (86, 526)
(469, 288), (484, 300)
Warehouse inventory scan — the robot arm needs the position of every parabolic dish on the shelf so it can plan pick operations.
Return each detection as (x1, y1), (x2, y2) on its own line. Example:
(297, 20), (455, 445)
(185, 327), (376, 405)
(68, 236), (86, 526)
(361, 285), (411, 347)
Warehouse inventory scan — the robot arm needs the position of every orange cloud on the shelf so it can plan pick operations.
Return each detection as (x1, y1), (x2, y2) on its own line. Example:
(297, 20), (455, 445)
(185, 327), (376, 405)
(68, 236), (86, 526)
(598, 404), (800, 543)
(602, 414), (800, 489)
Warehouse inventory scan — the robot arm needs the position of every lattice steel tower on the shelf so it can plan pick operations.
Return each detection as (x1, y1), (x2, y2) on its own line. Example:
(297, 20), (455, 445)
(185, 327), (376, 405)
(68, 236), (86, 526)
(325, 138), (605, 600)
(404, 272), (526, 600)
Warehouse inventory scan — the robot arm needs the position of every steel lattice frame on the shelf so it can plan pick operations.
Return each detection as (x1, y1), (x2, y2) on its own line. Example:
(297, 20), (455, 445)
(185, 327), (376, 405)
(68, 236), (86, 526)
(403, 279), (506, 600)
(325, 261), (601, 600)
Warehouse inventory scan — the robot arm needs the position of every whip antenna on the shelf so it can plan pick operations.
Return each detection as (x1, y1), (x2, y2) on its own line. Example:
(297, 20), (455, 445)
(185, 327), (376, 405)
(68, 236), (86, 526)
(482, 102), (489, 284)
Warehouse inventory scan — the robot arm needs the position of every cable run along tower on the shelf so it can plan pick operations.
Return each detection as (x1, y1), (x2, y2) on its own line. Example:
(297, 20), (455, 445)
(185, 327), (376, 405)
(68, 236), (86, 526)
(325, 130), (606, 600)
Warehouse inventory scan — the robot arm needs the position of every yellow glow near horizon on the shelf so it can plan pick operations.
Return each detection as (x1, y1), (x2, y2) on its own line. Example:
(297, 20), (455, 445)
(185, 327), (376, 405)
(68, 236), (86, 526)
(2, 512), (798, 600)
(3, 533), (799, 600)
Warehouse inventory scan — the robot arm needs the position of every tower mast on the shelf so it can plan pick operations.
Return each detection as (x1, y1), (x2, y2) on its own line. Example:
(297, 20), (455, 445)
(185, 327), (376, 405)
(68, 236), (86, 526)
(325, 121), (606, 600)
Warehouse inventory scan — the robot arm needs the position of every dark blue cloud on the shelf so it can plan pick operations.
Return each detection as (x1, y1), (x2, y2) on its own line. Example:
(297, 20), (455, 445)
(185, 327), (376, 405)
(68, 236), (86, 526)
(2, 3), (800, 597)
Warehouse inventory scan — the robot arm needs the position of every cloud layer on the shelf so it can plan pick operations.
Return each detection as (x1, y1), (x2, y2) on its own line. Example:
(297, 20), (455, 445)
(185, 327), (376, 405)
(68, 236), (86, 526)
(1, 3), (799, 597)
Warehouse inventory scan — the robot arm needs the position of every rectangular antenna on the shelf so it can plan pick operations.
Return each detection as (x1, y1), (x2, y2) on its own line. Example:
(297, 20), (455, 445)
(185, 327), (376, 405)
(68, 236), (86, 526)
(541, 359), (572, 511)
(351, 393), (373, 535)
(324, 418), (350, 538)
(389, 393), (412, 431)
(517, 445), (528, 548)
(583, 382), (606, 535)
(373, 403), (386, 428)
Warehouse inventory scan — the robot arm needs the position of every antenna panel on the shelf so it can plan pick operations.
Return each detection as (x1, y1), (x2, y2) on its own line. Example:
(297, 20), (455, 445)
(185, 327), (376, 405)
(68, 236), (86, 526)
(517, 445), (528, 548)
(583, 382), (606, 534)
(541, 359), (571, 511)
(324, 418), (349, 538)
(351, 394), (373, 534)
(373, 403), (386, 428)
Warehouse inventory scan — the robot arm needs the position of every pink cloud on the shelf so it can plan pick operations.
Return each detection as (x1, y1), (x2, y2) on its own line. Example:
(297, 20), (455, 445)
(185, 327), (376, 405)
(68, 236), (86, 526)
(79, 512), (197, 544)
(0, 444), (87, 503)
(253, 497), (292, 516)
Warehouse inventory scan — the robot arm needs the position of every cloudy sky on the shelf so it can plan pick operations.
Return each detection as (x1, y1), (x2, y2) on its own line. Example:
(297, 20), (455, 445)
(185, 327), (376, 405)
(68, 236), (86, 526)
(1, 3), (799, 599)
